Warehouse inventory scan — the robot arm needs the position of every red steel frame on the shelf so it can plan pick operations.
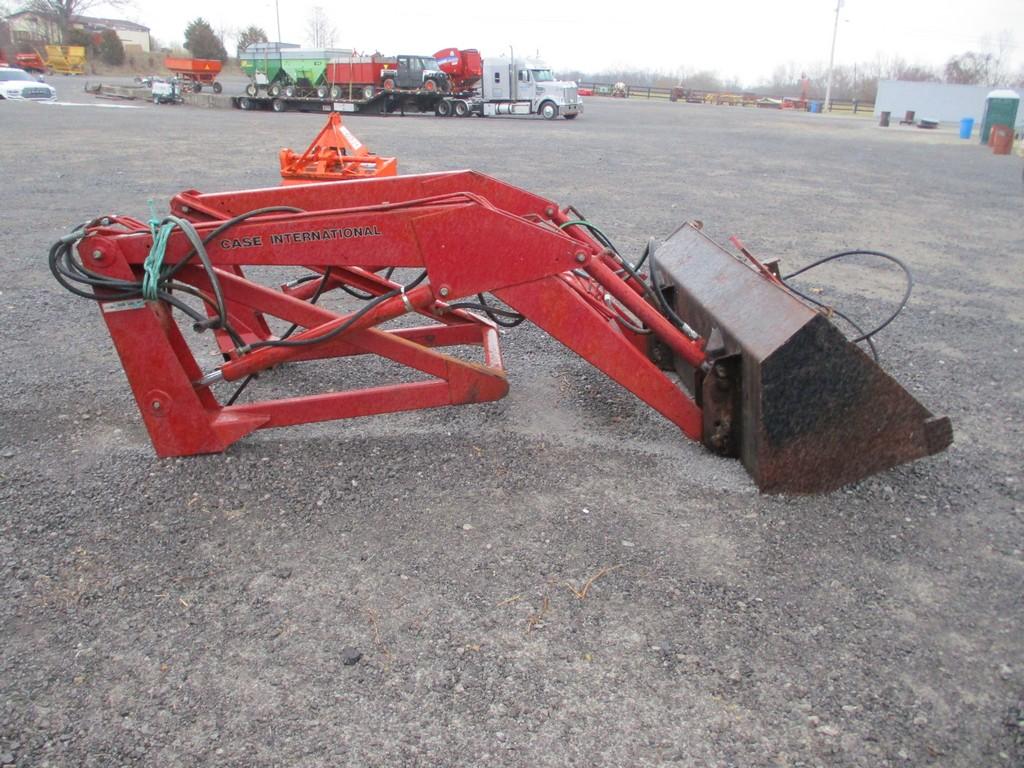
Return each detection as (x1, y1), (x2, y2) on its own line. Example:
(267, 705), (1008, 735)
(77, 171), (707, 457)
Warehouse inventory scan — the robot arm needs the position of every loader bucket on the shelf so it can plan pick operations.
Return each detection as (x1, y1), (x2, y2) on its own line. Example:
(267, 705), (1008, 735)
(652, 224), (952, 494)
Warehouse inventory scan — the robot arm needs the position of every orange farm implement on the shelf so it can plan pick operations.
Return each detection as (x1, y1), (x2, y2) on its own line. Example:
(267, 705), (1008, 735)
(164, 56), (223, 93)
(15, 52), (47, 73)
(49, 172), (952, 493)
(279, 113), (398, 184)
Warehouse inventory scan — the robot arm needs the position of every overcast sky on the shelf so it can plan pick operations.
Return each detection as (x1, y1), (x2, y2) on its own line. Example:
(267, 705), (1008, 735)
(98, 0), (1021, 84)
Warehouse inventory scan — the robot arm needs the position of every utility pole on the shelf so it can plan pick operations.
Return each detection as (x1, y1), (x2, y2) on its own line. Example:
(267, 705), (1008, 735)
(823, 0), (842, 112)
(275, 0), (282, 44)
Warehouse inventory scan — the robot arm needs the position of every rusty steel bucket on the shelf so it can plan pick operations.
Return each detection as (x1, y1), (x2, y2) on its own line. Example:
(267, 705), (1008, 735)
(651, 223), (952, 493)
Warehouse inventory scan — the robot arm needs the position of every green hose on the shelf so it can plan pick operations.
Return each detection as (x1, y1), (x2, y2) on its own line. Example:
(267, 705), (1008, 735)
(143, 200), (175, 301)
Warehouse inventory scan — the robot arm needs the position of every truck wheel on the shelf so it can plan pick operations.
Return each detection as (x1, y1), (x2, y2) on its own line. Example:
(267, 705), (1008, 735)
(539, 101), (558, 120)
(363, 85), (375, 99)
(271, 98), (286, 113)
(284, 84), (296, 98)
(238, 97), (253, 110)
(435, 99), (452, 117)
(269, 83), (281, 97)
(212, 81), (223, 94)
(317, 85), (328, 98)
(453, 99), (470, 117)
(563, 113), (578, 120)
(245, 83), (257, 97)
(423, 78), (437, 92)
(383, 78), (395, 91)
(330, 85), (342, 99)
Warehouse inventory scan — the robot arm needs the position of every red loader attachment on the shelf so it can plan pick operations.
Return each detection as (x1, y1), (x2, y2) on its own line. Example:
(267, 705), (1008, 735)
(279, 113), (398, 185)
(50, 171), (951, 493)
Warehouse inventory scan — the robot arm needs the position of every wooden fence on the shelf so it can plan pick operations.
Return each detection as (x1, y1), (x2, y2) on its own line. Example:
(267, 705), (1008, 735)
(578, 82), (874, 115)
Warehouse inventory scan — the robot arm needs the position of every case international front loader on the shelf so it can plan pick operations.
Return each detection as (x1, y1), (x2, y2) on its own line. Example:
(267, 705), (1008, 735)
(49, 171), (952, 493)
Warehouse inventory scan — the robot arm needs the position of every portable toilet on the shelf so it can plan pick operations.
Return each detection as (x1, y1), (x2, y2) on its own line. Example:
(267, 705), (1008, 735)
(979, 89), (1020, 144)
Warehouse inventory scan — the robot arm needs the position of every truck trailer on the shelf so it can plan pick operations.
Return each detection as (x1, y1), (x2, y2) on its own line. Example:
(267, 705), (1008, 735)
(236, 45), (581, 120)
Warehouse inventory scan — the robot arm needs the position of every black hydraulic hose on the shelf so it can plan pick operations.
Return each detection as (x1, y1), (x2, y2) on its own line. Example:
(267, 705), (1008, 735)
(245, 270), (428, 350)
(780, 279), (880, 362)
(782, 249), (913, 346)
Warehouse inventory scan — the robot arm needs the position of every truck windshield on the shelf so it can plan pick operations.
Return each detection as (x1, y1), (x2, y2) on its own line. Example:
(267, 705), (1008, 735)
(532, 69), (555, 82)
(0, 70), (33, 81)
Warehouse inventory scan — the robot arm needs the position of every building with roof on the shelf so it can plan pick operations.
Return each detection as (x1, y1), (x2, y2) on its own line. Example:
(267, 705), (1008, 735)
(4, 10), (60, 45)
(71, 15), (150, 53)
(876, 80), (1023, 128)
(3, 10), (150, 53)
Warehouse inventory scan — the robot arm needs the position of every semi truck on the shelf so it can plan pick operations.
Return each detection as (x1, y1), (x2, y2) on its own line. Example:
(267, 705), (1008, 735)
(434, 48), (582, 119)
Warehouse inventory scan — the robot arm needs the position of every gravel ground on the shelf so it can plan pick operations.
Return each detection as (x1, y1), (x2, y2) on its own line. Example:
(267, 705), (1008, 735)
(1, 79), (1022, 768)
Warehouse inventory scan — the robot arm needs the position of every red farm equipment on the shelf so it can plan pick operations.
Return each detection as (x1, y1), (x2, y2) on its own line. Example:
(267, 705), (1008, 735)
(279, 113), (397, 184)
(164, 56), (223, 93)
(323, 55), (394, 100)
(15, 52), (47, 73)
(433, 48), (483, 92)
(49, 172), (952, 493)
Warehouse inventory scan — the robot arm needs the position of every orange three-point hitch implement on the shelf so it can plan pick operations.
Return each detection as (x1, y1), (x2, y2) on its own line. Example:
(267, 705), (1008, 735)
(279, 113), (398, 184)
(50, 171), (951, 492)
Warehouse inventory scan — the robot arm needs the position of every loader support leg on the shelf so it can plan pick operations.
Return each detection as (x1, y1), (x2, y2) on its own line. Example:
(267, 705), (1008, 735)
(101, 300), (268, 456)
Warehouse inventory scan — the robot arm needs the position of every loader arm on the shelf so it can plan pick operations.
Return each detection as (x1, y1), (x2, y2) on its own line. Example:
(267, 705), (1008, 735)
(54, 171), (951, 492)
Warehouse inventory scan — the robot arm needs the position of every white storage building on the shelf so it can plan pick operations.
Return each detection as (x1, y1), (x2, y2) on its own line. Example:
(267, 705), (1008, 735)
(875, 80), (1024, 127)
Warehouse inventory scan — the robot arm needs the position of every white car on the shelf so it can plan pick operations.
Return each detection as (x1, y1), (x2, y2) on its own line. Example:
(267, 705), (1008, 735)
(0, 67), (57, 101)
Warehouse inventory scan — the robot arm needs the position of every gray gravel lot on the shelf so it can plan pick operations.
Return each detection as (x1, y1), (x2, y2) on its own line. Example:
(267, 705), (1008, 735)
(1, 78), (1022, 767)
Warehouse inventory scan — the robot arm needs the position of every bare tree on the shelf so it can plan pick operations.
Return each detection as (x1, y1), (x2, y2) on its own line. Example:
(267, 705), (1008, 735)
(236, 25), (267, 57)
(678, 69), (729, 91)
(944, 51), (994, 84)
(27, 0), (128, 37)
(305, 6), (335, 48)
(215, 24), (235, 58)
(981, 30), (1015, 86)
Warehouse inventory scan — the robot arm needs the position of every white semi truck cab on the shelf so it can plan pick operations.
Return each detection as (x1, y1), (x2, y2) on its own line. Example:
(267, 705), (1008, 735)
(479, 58), (582, 119)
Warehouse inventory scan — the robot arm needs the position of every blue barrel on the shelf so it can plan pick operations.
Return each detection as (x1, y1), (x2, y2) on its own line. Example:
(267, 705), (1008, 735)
(810, 101), (821, 113)
(959, 117), (974, 139)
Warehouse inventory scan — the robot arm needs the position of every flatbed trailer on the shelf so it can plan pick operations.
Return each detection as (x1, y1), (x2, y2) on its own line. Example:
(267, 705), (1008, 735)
(233, 88), (445, 115)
